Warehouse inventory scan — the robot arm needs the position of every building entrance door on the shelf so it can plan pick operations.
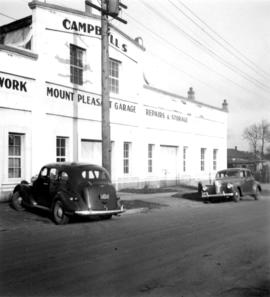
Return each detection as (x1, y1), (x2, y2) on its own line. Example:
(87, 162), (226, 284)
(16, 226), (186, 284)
(160, 145), (178, 187)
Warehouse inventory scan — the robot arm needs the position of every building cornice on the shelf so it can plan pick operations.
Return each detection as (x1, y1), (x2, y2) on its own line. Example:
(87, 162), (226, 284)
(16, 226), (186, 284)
(0, 44), (38, 60)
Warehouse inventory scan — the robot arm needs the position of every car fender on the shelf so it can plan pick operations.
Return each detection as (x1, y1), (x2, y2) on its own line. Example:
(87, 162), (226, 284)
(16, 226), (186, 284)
(13, 182), (33, 203)
(252, 182), (261, 192)
(52, 191), (82, 214)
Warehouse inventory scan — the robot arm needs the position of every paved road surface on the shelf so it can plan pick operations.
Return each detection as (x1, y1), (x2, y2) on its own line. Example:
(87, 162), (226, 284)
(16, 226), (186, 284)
(0, 192), (270, 297)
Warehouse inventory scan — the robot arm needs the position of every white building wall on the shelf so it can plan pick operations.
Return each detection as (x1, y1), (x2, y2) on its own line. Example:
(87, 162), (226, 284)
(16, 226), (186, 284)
(0, 2), (228, 199)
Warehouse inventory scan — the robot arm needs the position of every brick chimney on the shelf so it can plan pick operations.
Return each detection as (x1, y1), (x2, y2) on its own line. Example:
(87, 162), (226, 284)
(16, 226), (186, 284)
(222, 99), (228, 112)
(187, 87), (195, 100)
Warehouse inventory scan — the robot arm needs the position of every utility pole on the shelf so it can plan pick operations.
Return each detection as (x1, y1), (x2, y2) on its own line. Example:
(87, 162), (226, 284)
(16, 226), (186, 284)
(101, 0), (111, 175)
(85, 0), (127, 176)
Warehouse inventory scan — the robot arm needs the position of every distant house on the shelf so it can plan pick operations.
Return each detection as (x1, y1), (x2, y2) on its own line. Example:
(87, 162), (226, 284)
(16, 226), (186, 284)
(227, 147), (270, 182)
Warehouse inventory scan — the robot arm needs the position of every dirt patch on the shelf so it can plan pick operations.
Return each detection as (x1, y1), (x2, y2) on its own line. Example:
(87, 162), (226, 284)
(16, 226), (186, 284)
(122, 199), (168, 210)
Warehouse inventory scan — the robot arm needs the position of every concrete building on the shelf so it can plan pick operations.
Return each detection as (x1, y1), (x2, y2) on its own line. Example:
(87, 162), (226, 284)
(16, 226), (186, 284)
(0, 1), (228, 200)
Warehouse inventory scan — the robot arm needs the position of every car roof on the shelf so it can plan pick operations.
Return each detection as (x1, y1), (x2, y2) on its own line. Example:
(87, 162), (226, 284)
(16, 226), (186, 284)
(218, 168), (250, 172)
(42, 162), (106, 171)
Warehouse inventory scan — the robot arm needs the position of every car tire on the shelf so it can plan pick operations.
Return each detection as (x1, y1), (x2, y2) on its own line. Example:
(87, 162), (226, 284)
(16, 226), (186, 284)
(52, 200), (70, 225)
(253, 187), (261, 200)
(233, 189), (240, 202)
(11, 191), (25, 211)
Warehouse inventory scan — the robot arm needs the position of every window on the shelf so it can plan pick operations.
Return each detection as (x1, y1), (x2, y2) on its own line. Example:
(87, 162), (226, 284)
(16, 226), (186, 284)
(56, 137), (68, 162)
(213, 149), (218, 170)
(8, 133), (23, 178)
(200, 148), (206, 171)
(123, 142), (130, 174)
(70, 44), (85, 85)
(49, 168), (58, 180)
(109, 58), (120, 94)
(183, 146), (188, 172)
(148, 144), (154, 173)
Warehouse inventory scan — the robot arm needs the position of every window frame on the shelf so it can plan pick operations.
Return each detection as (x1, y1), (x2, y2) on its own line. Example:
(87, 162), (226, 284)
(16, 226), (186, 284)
(183, 146), (188, 172)
(123, 142), (130, 174)
(70, 44), (85, 86)
(200, 148), (206, 171)
(56, 136), (68, 162)
(148, 144), (154, 173)
(109, 58), (120, 94)
(213, 149), (218, 170)
(8, 133), (24, 179)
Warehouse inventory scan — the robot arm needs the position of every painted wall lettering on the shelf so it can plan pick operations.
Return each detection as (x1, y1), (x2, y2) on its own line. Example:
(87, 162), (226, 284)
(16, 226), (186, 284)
(0, 76), (27, 92)
(46, 86), (136, 113)
(145, 107), (188, 123)
(62, 18), (128, 53)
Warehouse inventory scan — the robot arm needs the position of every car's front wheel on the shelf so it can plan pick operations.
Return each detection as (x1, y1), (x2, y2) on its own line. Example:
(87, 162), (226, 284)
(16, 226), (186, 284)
(52, 200), (70, 225)
(11, 191), (25, 211)
(233, 189), (240, 202)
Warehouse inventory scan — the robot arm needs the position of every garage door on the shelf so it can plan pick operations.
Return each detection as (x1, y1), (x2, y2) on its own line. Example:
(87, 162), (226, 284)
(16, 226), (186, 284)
(160, 145), (178, 186)
(81, 140), (102, 166)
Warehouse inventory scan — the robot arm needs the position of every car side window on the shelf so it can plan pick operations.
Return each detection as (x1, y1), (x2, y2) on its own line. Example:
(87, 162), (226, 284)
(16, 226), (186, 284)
(59, 171), (69, 182)
(240, 171), (245, 178)
(50, 168), (58, 181)
(40, 167), (48, 177)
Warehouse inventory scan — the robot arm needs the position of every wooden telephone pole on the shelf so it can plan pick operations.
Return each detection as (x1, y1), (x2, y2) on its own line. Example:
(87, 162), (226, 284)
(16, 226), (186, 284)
(86, 0), (127, 176)
(101, 0), (111, 175)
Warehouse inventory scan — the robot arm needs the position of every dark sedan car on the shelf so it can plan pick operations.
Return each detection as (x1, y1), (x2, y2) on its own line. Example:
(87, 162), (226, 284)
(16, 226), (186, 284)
(198, 168), (261, 203)
(11, 162), (124, 224)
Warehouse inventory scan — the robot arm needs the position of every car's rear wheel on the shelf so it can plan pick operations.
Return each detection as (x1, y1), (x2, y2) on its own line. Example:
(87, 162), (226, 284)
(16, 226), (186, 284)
(52, 200), (69, 225)
(11, 191), (25, 211)
(253, 187), (261, 200)
(233, 189), (240, 202)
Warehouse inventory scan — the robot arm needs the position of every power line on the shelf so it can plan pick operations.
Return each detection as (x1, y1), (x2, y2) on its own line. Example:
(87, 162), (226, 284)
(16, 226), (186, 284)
(168, 0), (270, 81)
(140, 0), (270, 92)
(0, 12), (16, 21)
(176, 0), (270, 79)
(126, 12), (267, 100)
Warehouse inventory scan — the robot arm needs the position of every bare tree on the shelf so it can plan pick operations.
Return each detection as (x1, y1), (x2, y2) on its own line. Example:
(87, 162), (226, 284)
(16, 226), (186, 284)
(259, 120), (270, 158)
(242, 124), (260, 157)
(243, 120), (270, 158)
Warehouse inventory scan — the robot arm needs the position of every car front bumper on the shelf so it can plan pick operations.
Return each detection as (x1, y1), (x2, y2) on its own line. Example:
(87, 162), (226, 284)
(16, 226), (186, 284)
(75, 205), (125, 216)
(202, 192), (234, 199)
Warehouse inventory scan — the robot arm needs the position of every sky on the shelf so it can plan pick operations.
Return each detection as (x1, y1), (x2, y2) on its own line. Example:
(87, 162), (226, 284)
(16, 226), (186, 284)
(1, 0), (270, 151)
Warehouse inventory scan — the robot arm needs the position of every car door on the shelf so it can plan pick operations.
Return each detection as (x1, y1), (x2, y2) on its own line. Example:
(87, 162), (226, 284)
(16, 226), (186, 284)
(33, 167), (51, 206)
(243, 170), (254, 194)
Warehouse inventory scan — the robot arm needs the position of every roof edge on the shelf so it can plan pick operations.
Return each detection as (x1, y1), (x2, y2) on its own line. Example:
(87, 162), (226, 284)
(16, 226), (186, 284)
(0, 16), (32, 34)
(143, 84), (227, 112)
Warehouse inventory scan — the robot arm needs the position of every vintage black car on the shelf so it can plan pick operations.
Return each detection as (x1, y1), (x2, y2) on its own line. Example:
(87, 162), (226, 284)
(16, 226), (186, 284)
(11, 162), (124, 224)
(198, 168), (261, 203)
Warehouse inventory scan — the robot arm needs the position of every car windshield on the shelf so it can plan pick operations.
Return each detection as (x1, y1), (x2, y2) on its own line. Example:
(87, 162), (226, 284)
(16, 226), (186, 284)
(216, 170), (240, 179)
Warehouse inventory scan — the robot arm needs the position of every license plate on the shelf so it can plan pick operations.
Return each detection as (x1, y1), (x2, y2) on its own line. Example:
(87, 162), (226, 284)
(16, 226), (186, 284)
(100, 193), (109, 200)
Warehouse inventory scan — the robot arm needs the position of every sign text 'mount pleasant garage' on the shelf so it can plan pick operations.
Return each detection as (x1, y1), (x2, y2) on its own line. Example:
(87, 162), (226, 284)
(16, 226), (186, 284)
(47, 86), (188, 122)
(47, 86), (136, 113)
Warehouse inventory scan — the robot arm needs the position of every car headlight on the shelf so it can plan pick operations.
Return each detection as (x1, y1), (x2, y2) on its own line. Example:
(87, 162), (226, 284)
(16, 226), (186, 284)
(227, 183), (233, 189)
